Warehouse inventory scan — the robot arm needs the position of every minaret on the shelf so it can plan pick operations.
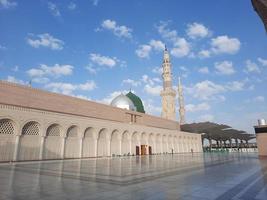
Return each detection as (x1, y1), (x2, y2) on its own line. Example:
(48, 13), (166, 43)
(160, 45), (176, 120)
(178, 77), (185, 124)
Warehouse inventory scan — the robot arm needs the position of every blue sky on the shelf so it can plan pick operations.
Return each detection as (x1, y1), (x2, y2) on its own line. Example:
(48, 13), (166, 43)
(0, 0), (267, 134)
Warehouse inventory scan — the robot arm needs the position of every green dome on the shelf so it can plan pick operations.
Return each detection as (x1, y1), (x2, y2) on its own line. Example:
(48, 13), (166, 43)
(126, 91), (145, 113)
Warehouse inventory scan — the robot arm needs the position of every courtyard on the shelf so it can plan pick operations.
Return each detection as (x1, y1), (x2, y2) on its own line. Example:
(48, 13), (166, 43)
(0, 153), (266, 200)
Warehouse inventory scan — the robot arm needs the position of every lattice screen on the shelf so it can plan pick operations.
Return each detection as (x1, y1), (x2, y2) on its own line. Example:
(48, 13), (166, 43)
(46, 124), (60, 136)
(0, 119), (14, 135)
(22, 121), (40, 135)
(84, 128), (93, 138)
(67, 126), (78, 137)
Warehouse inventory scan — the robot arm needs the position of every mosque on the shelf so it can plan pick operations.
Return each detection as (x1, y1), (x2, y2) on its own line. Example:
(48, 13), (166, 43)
(0, 47), (202, 162)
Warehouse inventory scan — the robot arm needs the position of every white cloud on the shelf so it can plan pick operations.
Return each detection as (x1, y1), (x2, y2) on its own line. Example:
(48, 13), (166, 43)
(68, 2), (76, 10)
(122, 79), (141, 87)
(31, 77), (50, 84)
(0, 45), (7, 50)
(199, 114), (214, 122)
(254, 96), (265, 102)
(258, 57), (267, 66)
(12, 65), (19, 72)
(185, 102), (210, 112)
(27, 33), (64, 50)
(157, 21), (190, 57)
(226, 81), (245, 91)
(170, 38), (190, 58)
(27, 64), (73, 78)
(6, 76), (26, 85)
(92, 0), (99, 6)
(152, 66), (162, 75)
(136, 39), (164, 59)
(214, 61), (235, 75)
(144, 84), (162, 96)
(48, 2), (61, 16)
(211, 35), (241, 54)
(0, 0), (17, 8)
(186, 22), (210, 39)
(156, 21), (178, 42)
(98, 90), (128, 104)
(101, 19), (132, 39)
(185, 80), (225, 100)
(45, 80), (96, 95)
(198, 67), (209, 74)
(198, 50), (211, 58)
(149, 40), (165, 51)
(135, 45), (152, 58)
(143, 99), (161, 115)
(89, 53), (118, 68)
(85, 65), (97, 74)
(244, 60), (260, 73)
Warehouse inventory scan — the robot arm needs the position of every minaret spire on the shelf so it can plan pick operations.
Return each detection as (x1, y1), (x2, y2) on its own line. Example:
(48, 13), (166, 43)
(160, 46), (176, 121)
(178, 77), (185, 124)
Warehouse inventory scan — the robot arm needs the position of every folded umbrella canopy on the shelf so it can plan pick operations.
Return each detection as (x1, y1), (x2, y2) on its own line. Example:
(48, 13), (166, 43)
(252, 0), (267, 32)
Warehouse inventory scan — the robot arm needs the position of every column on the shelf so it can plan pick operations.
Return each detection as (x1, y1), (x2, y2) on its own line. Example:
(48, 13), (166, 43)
(39, 136), (46, 160)
(79, 137), (83, 158)
(13, 135), (20, 161)
(61, 136), (66, 159)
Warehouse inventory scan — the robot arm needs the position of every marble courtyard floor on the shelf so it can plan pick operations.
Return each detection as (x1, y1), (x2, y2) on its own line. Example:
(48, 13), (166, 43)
(0, 153), (267, 200)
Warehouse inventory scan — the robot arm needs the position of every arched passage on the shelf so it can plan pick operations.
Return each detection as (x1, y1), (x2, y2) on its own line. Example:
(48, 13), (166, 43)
(162, 135), (168, 153)
(0, 118), (16, 161)
(131, 132), (140, 155)
(174, 136), (178, 153)
(19, 121), (41, 161)
(97, 128), (110, 157)
(141, 132), (148, 155)
(121, 131), (131, 155)
(148, 133), (155, 155)
(82, 127), (96, 157)
(110, 130), (121, 156)
(168, 135), (173, 153)
(64, 125), (80, 158)
(156, 134), (162, 154)
(43, 123), (62, 159)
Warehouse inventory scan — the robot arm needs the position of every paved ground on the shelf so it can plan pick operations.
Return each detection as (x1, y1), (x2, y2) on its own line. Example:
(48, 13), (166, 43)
(0, 153), (267, 200)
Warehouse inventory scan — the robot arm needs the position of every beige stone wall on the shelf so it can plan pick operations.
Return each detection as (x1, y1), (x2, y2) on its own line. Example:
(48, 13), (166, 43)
(0, 81), (179, 130)
(0, 103), (202, 162)
(0, 81), (202, 162)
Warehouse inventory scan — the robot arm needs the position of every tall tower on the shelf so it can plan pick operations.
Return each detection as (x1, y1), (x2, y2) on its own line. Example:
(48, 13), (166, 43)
(178, 77), (185, 124)
(160, 46), (176, 120)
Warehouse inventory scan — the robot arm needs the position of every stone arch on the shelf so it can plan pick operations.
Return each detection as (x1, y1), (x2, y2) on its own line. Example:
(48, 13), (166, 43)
(141, 132), (148, 145)
(82, 127), (96, 157)
(148, 133), (155, 155)
(0, 118), (15, 135)
(97, 128), (110, 157)
(162, 134), (168, 153)
(22, 121), (40, 136)
(46, 124), (61, 137)
(110, 129), (121, 156)
(66, 125), (78, 137)
(131, 131), (140, 155)
(0, 118), (16, 161)
(121, 131), (131, 155)
(65, 125), (80, 158)
(168, 135), (173, 153)
(43, 123), (62, 159)
(156, 134), (162, 154)
(173, 136), (178, 153)
(19, 121), (41, 161)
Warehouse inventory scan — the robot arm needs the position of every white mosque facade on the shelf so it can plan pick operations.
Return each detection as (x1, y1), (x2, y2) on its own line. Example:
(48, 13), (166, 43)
(0, 48), (202, 162)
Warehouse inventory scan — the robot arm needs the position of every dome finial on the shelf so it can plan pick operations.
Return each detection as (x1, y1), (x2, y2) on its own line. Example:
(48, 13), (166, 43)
(165, 44), (167, 51)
